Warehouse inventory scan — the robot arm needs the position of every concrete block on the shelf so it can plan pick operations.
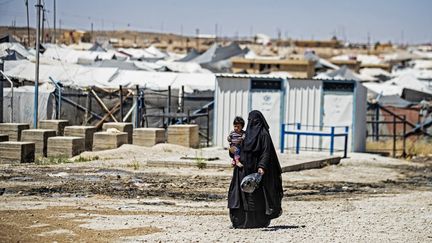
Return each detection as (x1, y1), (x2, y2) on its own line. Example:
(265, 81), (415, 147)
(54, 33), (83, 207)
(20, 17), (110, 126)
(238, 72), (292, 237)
(0, 123), (30, 141)
(47, 136), (85, 158)
(0, 134), (8, 142)
(133, 128), (165, 147)
(167, 124), (199, 148)
(21, 129), (57, 157)
(0, 141), (35, 163)
(64, 126), (97, 151)
(38, 120), (69, 136)
(102, 122), (133, 144)
(93, 131), (128, 151)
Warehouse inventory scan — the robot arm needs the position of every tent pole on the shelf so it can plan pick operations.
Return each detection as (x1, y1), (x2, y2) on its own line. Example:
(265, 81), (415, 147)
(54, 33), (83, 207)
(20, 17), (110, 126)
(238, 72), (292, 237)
(0, 70), (14, 122)
(119, 85), (124, 121)
(95, 92), (132, 128)
(0, 61), (3, 123)
(143, 89), (148, 127)
(91, 88), (118, 122)
(34, 0), (42, 128)
(25, 0), (30, 47)
(167, 85), (171, 125)
(53, 0), (56, 43)
(181, 85), (184, 113)
(135, 85), (140, 128)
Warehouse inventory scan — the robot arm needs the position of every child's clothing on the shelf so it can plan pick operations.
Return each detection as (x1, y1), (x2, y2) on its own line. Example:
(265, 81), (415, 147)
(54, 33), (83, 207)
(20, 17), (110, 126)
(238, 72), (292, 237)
(227, 130), (245, 166)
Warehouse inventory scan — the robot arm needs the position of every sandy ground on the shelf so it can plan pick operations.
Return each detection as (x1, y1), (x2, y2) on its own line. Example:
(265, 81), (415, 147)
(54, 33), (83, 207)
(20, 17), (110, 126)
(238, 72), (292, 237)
(0, 144), (431, 242)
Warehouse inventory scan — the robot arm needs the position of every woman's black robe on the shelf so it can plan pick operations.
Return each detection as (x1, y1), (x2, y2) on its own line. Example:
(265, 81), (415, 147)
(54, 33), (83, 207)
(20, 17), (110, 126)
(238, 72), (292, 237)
(227, 111), (283, 228)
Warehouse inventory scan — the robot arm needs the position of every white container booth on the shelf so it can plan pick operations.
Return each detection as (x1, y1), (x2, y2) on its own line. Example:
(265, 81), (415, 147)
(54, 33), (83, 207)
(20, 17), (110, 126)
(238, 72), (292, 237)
(214, 74), (367, 154)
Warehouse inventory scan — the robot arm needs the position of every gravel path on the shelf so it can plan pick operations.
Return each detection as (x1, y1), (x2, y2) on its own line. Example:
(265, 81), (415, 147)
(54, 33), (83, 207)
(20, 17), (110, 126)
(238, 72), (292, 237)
(1, 146), (431, 242)
(1, 191), (431, 242)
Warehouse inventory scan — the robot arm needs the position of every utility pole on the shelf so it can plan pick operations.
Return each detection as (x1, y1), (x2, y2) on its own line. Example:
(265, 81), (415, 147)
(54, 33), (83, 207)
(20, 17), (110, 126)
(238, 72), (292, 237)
(41, 8), (45, 44)
(195, 28), (199, 51)
(26, 0), (30, 47)
(35, 0), (43, 128)
(91, 22), (94, 42)
(215, 23), (218, 43)
(12, 19), (16, 36)
(53, 0), (56, 43)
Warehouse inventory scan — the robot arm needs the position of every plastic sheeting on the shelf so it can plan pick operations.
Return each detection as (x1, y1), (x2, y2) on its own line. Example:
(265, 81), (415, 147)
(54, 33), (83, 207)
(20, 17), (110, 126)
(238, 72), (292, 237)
(118, 45), (168, 60)
(363, 73), (432, 96)
(0, 43), (33, 60)
(4, 60), (118, 88)
(3, 60), (216, 92)
(43, 46), (115, 64)
(108, 70), (216, 92)
(316, 66), (364, 81)
(2, 84), (56, 126)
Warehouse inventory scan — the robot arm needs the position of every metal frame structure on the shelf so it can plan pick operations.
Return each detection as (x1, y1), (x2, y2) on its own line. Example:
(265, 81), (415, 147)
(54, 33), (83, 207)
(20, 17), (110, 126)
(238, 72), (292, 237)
(280, 123), (349, 158)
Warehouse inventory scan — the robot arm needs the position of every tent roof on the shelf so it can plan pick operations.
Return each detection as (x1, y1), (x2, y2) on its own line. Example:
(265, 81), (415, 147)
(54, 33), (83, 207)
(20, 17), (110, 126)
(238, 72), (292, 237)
(378, 95), (412, 108)
(88, 42), (107, 52)
(315, 66), (363, 81)
(3, 60), (215, 92)
(177, 49), (200, 62)
(0, 34), (19, 43)
(363, 73), (432, 96)
(4, 60), (117, 88)
(43, 46), (115, 63)
(0, 42), (33, 60)
(189, 43), (247, 64)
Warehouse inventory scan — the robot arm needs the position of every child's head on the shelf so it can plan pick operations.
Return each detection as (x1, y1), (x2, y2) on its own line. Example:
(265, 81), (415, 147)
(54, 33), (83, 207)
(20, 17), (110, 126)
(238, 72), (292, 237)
(233, 116), (245, 133)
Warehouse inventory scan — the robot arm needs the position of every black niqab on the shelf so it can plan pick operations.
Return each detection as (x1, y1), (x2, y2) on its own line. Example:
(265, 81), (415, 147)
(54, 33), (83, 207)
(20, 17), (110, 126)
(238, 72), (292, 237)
(243, 110), (270, 152)
(228, 110), (283, 228)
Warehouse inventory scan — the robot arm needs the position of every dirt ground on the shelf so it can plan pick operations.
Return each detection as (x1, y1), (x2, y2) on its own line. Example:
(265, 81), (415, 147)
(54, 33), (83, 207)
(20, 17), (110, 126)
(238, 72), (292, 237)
(0, 145), (431, 242)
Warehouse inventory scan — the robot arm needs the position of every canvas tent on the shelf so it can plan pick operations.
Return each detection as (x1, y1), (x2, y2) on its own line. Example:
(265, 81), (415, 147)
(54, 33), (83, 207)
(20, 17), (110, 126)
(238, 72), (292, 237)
(315, 66), (364, 81)
(188, 43), (248, 72)
(363, 73), (432, 97)
(3, 60), (216, 92)
(177, 49), (200, 62)
(0, 34), (18, 44)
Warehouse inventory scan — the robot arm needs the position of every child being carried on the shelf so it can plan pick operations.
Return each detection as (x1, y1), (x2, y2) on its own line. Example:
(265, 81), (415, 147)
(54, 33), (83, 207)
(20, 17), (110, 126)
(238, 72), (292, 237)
(227, 116), (245, 168)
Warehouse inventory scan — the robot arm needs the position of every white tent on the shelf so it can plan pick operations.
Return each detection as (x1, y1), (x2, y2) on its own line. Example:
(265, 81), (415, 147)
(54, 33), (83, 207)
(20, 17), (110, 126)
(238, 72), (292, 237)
(331, 54), (384, 65)
(108, 70), (215, 92)
(0, 42), (33, 59)
(363, 73), (432, 96)
(43, 46), (116, 63)
(4, 60), (118, 88)
(3, 60), (216, 92)
(118, 45), (167, 60)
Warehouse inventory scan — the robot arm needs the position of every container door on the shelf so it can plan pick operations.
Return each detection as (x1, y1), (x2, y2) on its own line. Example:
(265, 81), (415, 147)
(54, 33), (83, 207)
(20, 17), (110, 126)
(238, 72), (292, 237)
(321, 81), (354, 151)
(250, 79), (283, 147)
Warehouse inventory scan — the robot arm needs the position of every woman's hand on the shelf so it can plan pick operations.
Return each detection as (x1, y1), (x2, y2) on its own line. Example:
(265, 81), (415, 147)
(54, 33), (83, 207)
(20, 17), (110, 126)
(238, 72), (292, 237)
(258, 167), (265, 175)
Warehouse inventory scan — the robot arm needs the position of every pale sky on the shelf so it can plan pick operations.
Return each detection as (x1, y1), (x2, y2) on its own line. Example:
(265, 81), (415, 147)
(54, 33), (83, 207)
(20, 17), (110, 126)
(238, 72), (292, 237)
(1, 0), (431, 44)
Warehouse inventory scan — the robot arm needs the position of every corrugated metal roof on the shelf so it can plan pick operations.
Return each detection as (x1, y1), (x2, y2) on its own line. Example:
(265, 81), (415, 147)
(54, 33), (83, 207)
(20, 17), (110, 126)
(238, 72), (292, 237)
(215, 73), (287, 79)
(216, 73), (338, 81)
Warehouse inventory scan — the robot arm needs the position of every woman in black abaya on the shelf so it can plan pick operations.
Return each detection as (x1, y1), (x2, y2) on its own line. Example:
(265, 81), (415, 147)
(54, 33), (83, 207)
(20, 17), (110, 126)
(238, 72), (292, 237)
(228, 110), (283, 228)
